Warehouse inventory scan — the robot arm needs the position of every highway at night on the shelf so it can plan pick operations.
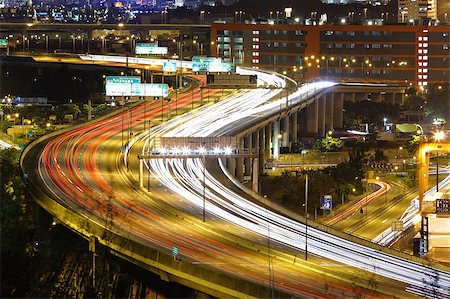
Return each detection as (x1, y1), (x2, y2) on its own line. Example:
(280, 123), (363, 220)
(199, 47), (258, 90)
(23, 56), (450, 298)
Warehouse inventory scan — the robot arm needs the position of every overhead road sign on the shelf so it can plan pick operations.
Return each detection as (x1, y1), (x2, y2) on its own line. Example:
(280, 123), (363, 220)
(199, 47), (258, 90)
(0, 39), (8, 48)
(163, 60), (178, 73)
(136, 43), (168, 55)
(105, 76), (168, 97)
(192, 56), (234, 73)
(320, 195), (333, 210)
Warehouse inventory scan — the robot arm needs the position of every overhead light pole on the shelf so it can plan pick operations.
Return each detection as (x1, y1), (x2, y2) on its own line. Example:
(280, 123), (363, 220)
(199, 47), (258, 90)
(434, 131), (445, 192)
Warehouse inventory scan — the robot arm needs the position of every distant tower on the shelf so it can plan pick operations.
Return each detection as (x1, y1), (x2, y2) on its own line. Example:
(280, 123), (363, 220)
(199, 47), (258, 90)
(398, 0), (438, 22)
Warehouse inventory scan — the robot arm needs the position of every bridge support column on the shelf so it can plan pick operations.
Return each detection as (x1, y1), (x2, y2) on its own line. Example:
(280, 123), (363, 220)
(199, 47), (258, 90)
(139, 159), (144, 188)
(258, 128), (265, 174)
(273, 120), (280, 159)
(236, 138), (244, 181)
(227, 157), (236, 177)
(371, 92), (382, 102)
(265, 124), (271, 159)
(395, 92), (405, 105)
(282, 116), (289, 149)
(333, 93), (344, 129)
(244, 134), (252, 176)
(318, 96), (326, 136)
(291, 111), (298, 144)
(252, 158), (259, 192)
(306, 99), (319, 135)
(325, 94), (334, 131)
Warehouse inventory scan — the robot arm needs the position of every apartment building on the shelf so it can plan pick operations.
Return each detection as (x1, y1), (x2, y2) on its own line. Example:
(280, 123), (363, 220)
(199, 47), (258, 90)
(211, 23), (450, 87)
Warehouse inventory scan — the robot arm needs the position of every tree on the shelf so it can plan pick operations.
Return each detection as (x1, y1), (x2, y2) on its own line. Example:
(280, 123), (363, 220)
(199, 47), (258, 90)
(315, 137), (344, 152)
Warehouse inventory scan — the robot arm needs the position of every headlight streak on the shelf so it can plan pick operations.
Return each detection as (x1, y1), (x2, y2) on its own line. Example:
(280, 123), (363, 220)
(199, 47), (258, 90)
(136, 67), (450, 296)
(373, 173), (450, 246)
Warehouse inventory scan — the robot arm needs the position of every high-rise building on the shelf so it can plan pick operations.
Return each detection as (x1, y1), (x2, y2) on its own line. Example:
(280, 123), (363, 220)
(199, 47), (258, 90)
(398, 0), (437, 23)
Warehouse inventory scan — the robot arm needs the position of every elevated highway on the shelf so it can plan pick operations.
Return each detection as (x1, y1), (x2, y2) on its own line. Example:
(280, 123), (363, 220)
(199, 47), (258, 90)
(21, 54), (450, 298)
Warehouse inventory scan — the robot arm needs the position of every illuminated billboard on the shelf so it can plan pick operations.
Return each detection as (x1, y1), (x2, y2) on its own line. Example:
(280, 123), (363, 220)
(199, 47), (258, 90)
(105, 76), (168, 97)
(136, 43), (168, 55)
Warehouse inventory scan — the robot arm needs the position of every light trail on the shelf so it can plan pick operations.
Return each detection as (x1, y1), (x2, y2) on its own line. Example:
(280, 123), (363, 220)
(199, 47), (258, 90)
(373, 169), (450, 246)
(32, 54), (449, 297)
(325, 180), (390, 226)
(135, 68), (450, 297)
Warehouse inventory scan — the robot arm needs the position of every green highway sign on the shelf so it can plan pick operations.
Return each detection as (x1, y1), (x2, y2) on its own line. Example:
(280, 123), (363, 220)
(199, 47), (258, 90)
(172, 245), (178, 257)
(0, 39), (7, 48)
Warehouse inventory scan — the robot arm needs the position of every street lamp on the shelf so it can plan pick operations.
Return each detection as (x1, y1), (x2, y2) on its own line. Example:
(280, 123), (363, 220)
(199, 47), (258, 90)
(434, 131), (445, 192)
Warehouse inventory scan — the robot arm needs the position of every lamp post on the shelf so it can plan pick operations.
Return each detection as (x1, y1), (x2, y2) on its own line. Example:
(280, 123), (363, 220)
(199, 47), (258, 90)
(71, 35), (76, 53)
(304, 173), (308, 261)
(56, 34), (62, 51)
(434, 131), (445, 192)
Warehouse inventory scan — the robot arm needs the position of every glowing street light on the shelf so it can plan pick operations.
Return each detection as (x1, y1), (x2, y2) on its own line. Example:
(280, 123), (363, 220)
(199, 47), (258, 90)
(434, 131), (445, 192)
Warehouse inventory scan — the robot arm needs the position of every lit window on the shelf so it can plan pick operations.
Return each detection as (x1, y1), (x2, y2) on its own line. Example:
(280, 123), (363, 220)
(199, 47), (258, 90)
(419, 69), (423, 73)
(418, 37), (423, 41)
(423, 43), (428, 47)
(423, 62), (428, 66)
(423, 56), (428, 60)
(418, 49), (423, 54)
(253, 38), (259, 42)
(423, 37), (428, 41)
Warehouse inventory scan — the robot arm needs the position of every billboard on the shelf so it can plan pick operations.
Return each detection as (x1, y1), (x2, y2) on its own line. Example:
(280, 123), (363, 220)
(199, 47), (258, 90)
(0, 39), (8, 48)
(136, 43), (168, 55)
(105, 76), (168, 97)
(163, 60), (178, 73)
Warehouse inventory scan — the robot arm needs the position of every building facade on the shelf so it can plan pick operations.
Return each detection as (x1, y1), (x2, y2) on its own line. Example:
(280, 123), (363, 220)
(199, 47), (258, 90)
(398, 0), (437, 23)
(211, 23), (450, 87)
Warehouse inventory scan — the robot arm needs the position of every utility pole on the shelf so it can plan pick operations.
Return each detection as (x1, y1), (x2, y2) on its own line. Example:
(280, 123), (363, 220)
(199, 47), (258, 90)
(147, 120), (151, 192)
(202, 153), (206, 222)
(305, 173), (308, 261)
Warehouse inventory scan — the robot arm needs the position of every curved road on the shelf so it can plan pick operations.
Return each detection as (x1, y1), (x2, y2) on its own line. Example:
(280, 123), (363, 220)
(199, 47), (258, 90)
(26, 57), (450, 298)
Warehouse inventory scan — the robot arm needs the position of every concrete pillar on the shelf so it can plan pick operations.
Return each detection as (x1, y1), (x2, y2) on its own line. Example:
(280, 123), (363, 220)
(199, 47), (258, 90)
(282, 116), (290, 148)
(318, 95), (326, 136)
(258, 128), (265, 173)
(139, 159), (144, 187)
(236, 158), (244, 181)
(371, 93), (382, 102)
(228, 157), (236, 177)
(291, 111), (298, 143)
(244, 134), (252, 176)
(273, 120), (280, 159)
(252, 158), (259, 192)
(265, 124), (271, 158)
(325, 93), (334, 131)
(333, 93), (344, 129)
(306, 99), (319, 134)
